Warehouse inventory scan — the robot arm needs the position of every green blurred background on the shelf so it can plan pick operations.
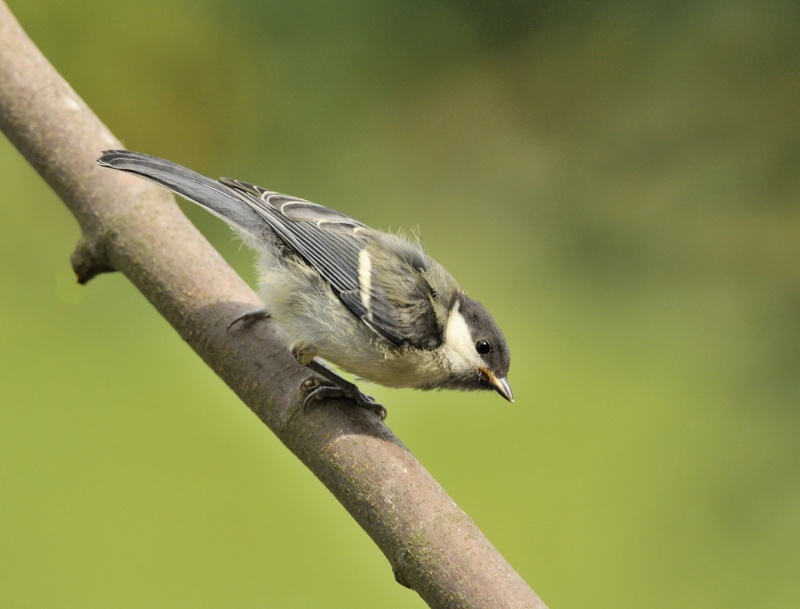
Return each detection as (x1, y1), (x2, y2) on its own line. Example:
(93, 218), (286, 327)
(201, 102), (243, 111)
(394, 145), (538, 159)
(2, 1), (798, 607)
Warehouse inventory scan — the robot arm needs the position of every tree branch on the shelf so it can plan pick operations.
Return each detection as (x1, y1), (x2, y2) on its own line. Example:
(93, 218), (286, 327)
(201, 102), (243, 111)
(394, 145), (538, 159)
(0, 3), (546, 607)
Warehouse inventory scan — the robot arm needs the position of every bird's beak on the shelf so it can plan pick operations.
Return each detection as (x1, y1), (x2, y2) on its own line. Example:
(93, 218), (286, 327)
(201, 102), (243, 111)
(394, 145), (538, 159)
(481, 369), (514, 403)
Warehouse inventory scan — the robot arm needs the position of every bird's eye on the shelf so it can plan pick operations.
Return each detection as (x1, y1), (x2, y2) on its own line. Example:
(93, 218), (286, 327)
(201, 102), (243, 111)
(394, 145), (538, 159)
(475, 339), (492, 355)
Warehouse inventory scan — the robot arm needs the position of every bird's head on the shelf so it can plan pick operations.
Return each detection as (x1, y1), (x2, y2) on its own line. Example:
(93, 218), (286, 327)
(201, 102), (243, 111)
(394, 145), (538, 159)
(441, 296), (513, 401)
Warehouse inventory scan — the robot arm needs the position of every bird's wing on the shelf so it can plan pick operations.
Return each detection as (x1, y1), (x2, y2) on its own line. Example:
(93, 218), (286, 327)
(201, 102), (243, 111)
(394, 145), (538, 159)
(221, 178), (441, 348)
(96, 151), (441, 348)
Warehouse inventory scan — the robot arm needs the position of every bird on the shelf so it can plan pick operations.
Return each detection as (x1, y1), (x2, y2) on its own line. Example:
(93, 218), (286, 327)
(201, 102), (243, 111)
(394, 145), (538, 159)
(97, 150), (512, 417)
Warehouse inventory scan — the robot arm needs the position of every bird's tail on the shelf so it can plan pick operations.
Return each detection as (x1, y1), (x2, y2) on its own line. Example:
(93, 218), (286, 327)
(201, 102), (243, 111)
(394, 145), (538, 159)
(97, 150), (265, 237)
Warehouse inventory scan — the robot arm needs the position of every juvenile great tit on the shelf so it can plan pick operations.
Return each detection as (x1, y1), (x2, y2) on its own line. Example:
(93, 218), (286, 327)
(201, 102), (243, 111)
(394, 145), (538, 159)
(97, 150), (512, 416)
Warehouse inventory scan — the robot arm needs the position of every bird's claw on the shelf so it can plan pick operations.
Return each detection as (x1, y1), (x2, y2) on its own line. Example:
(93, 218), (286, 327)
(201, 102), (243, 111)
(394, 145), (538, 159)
(301, 378), (386, 420)
(227, 307), (270, 331)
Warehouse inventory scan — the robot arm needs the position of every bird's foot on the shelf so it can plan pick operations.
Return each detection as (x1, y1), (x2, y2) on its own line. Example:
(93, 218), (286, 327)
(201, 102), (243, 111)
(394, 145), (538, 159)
(301, 378), (387, 420)
(227, 307), (270, 331)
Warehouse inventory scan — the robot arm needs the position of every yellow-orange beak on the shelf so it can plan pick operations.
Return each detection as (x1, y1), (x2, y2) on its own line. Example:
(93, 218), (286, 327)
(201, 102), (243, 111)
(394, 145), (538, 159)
(481, 369), (514, 403)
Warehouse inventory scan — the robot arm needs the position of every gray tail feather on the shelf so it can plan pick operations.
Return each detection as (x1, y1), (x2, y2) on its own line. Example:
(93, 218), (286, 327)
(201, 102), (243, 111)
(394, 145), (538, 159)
(97, 150), (265, 236)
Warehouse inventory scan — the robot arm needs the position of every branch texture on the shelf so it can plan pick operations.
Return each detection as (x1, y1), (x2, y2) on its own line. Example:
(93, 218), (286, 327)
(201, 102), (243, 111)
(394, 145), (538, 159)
(0, 4), (546, 608)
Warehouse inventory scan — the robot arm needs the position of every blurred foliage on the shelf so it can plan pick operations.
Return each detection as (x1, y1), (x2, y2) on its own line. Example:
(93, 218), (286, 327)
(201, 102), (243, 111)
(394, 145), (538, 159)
(1, 0), (798, 607)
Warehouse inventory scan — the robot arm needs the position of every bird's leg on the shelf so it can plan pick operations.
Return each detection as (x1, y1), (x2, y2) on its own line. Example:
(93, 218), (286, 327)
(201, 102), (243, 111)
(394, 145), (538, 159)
(302, 358), (386, 420)
(227, 307), (271, 331)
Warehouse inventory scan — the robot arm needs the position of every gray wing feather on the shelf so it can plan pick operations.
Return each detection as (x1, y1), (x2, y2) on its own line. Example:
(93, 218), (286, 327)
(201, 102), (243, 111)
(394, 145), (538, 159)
(220, 178), (367, 303)
(220, 179), (441, 348)
(98, 150), (441, 347)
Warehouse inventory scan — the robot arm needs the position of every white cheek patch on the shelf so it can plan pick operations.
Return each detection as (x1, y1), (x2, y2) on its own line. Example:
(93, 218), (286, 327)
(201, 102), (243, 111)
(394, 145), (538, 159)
(358, 248), (373, 318)
(444, 301), (482, 372)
